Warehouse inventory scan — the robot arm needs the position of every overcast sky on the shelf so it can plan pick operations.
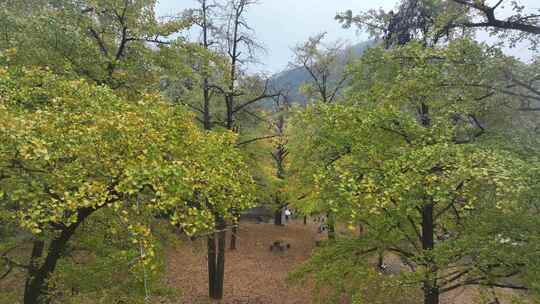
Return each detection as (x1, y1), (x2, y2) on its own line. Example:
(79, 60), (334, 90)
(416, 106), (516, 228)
(156, 0), (539, 74)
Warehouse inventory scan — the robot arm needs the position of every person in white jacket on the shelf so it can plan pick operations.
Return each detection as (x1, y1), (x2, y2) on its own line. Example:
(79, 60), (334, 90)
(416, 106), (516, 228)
(284, 208), (292, 223)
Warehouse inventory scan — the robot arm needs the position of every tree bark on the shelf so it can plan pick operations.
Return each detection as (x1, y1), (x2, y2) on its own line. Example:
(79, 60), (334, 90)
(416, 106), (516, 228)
(421, 203), (439, 304)
(24, 240), (45, 304)
(274, 209), (282, 226)
(207, 233), (217, 298)
(377, 252), (384, 269)
(327, 211), (336, 240)
(423, 282), (440, 304)
(201, 0), (212, 131)
(215, 217), (226, 299)
(198, 1), (222, 297)
(230, 220), (237, 250)
(208, 216), (226, 300)
(24, 209), (91, 304)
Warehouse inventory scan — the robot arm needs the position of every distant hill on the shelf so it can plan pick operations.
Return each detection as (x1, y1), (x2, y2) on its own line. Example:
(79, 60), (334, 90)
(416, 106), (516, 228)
(270, 41), (374, 105)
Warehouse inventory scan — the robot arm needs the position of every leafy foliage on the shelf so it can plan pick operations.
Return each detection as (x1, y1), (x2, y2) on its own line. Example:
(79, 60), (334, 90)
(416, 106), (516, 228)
(289, 239), (421, 304)
(0, 0), (191, 97)
(0, 62), (255, 302)
(289, 39), (540, 303)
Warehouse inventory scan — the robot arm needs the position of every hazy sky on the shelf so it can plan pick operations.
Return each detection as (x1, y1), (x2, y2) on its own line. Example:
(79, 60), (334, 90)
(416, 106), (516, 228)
(156, 0), (539, 73)
(156, 0), (394, 73)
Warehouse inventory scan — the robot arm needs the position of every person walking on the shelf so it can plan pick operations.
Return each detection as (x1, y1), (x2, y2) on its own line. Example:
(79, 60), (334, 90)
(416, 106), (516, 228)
(284, 208), (291, 224)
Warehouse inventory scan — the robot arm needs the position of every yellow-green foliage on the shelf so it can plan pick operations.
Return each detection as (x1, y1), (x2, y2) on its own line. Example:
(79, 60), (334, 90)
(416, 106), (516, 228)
(289, 39), (540, 302)
(0, 63), (255, 258)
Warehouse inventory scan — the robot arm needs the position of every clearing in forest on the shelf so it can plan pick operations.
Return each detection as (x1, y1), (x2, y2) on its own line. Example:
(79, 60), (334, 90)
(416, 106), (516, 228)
(166, 220), (527, 304)
(166, 220), (318, 304)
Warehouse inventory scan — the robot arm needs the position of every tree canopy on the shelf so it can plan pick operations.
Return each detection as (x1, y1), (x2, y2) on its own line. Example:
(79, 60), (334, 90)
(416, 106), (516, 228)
(0, 58), (254, 303)
(289, 39), (540, 304)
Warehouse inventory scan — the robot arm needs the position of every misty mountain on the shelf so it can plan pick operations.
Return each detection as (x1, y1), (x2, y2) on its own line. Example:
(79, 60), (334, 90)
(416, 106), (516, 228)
(270, 41), (374, 105)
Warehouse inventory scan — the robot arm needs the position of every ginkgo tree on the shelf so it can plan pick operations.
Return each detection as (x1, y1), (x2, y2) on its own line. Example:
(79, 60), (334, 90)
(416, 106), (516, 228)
(0, 0), (192, 97)
(0, 62), (254, 304)
(289, 40), (540, 304)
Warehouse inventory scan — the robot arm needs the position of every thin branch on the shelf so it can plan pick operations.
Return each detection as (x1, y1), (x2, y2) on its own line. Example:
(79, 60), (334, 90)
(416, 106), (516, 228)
(88, 28), (109, 57)
(126, 37), (171, 45)
(379, 126), (413, 144)
(183, 102), (205, 114)
(234, 93), (280, 114)
(1, 245), (29, 271)
(236, 135), (278, 147)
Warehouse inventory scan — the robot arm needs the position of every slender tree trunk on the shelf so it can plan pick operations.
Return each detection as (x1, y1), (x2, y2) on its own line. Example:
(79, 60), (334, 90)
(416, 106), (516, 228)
(421, 203), (439, 304)
(200, 5), (219, 296)
(208, 215), (227, 300)
(230, 217), (237, 250)
(274, 209), (282, 226)
(215, 217), (226, 299)
(423, 282), (439, 304)
(212, 13), (237, 295)
(203, 77), (211, 130)
(201, 0), (211, 131)
(303, 215), (307, 225)
(377, 252), (384, 269)
(327, 211), (336, 240)
(207, 232), (217, 298)
(200, 4), (218, 295)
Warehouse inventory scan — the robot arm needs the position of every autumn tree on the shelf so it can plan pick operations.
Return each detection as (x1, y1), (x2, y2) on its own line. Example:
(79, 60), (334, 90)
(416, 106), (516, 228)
(179, 0), (224, 130)
(336, 0), (539, 47)
(290, 40), (540, 304)
(265, 97), (289, 226)
(287, 33), (353, 237)
(180, 1), (231, 299)
(211, 1), (286, 289)
(164, 0), (283, 299)
(0, 0), (190, 97)
(336, 0), (540, 110)
(290, 33), (351, 104)
(0, 62), (254, 303)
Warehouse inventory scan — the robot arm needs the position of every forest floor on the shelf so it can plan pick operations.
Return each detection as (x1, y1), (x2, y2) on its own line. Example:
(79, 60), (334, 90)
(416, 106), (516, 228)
(0, 219), (528, 304)
(166, 219), (529, 304)
(166, 219), (318, 304)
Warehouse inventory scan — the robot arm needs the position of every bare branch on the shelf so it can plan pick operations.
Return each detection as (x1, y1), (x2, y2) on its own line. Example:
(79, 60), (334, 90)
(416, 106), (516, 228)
(236, 135), (278, 147)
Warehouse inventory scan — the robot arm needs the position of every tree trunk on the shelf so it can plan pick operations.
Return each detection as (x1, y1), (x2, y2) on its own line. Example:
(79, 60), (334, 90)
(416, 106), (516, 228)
(230, 222), (237, 250)
(377, 252), (384, 269)
(24, 240), (45, 304)
(215, 217), (226, 299)
(226, 95), (234, 130)
(24, 216), (86, 304)
(207, 233), (217, 298)
(208, 215), (227, 300)
(423, 282), (439, 304)
(327, 212), (336, 240)
(303, 215), (307, 225)
(203, 77), (211, 130)
(274, 209), (282, 226)
(421, 202), (439, 304)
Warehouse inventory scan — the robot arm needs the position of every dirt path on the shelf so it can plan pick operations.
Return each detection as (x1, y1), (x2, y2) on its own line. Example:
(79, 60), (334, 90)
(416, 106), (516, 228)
(166, 220), (319, 304)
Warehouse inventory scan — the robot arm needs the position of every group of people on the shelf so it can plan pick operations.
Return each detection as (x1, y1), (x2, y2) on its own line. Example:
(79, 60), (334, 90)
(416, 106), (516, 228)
(280, 208), (330, 235)
(284, 208), (329, 233)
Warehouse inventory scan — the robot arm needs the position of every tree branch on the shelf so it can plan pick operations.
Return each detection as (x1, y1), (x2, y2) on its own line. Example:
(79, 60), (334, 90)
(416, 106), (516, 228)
(236, 135), (278, 147)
